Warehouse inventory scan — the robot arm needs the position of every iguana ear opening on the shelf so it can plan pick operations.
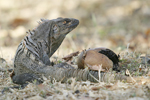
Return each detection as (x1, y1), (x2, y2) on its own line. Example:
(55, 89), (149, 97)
(53, 25), (58, 33)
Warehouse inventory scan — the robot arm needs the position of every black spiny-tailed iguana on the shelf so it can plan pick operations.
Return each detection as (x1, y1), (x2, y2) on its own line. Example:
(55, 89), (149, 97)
(12, 18), (96, 87)
(12, 18), (124, 88)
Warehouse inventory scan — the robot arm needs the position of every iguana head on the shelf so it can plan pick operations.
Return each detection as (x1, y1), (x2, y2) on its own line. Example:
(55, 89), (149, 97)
(30, 17), (79, 57)
(51, 17), (79, 39)
(49, 17), (79, 56)
(31, 17), (79, 39)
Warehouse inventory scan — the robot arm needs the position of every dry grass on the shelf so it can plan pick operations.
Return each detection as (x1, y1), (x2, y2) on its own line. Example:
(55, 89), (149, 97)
(0, 48), (150, 100)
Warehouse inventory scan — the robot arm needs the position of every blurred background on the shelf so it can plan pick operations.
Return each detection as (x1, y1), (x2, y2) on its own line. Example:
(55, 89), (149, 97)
(0, 0), (150, 61)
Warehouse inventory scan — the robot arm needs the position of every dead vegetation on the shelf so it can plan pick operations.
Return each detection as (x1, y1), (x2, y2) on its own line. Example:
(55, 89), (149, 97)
(0, 49), (150, 99)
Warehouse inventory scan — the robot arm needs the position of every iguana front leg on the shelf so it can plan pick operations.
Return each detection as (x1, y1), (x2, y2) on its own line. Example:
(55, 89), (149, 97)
(42, 53), (51, 65)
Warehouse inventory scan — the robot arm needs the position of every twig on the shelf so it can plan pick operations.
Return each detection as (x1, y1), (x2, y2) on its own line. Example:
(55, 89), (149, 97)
(126, 69), (136, 83)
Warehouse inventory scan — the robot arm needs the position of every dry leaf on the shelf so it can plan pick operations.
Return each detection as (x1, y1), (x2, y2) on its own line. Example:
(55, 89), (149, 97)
(62, 51), (79, 62)
(10, 18), (29, 28)
(91, 86), (102, 91)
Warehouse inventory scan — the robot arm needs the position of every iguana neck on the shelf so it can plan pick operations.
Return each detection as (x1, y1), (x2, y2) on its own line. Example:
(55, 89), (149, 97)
(27, 28), (66, 58)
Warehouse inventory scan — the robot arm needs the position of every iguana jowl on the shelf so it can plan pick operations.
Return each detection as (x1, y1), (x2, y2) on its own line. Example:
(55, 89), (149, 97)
(12, 18), (122, 87)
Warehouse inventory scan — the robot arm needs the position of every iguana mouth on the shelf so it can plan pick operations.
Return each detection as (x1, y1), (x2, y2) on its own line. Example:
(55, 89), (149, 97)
(67, 18), (79, 28)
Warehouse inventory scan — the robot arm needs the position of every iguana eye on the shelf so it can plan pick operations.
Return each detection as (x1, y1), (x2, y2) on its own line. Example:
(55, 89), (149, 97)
(63, 21), (66, 24)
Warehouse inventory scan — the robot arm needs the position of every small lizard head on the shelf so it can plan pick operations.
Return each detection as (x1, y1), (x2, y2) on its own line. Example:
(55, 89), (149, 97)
(52, 17), (79, 39)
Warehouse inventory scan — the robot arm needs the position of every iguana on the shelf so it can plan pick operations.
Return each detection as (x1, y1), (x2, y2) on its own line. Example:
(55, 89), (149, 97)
(12, 17), (94, 87)
(11, 17), (124, 88)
